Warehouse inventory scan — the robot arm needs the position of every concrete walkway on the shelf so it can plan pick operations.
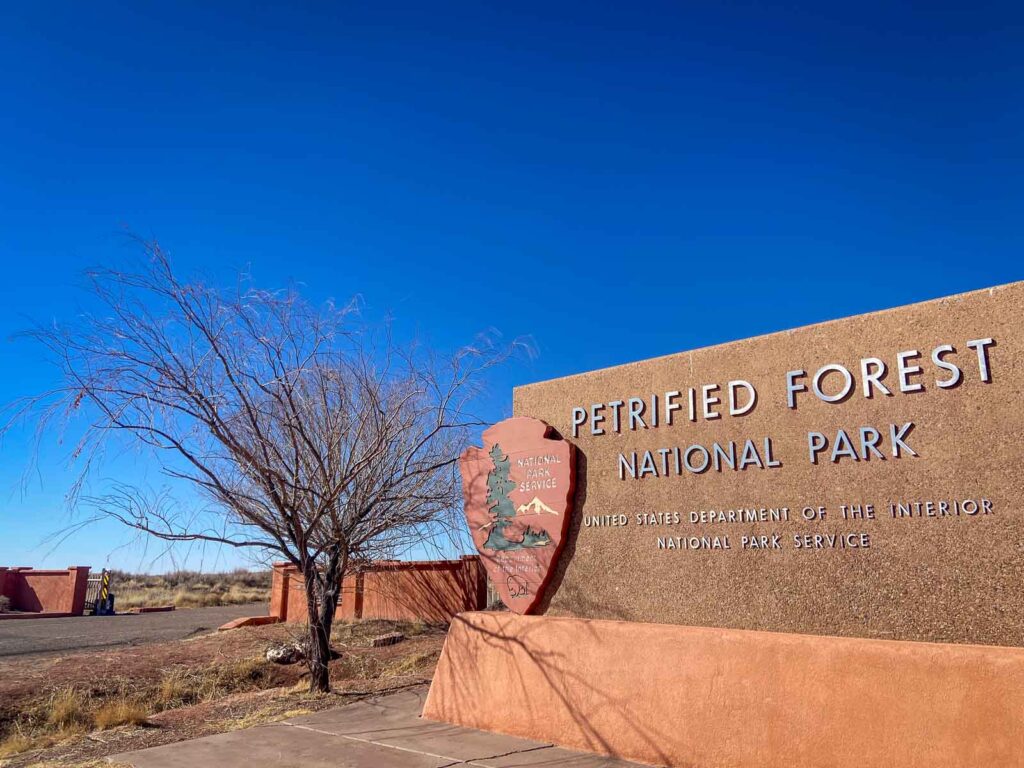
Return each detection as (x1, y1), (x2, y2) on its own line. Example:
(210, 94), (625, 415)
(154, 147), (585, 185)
(111, 686), (645, 767)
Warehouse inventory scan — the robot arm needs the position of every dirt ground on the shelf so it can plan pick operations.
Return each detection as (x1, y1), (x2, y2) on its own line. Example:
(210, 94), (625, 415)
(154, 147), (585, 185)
(0, 619), (446, 768)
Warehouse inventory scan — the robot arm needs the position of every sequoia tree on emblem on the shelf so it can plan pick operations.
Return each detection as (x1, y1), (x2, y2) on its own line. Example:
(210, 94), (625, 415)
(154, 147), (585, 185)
(459, 416), (575, 614)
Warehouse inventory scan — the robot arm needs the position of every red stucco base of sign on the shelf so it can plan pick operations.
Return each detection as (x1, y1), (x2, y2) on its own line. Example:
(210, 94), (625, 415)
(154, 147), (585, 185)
(423, 611), (1024, 768)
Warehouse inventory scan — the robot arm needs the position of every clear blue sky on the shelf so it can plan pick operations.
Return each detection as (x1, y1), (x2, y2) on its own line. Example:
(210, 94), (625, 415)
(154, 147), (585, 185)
(1, 2), (1020, 572)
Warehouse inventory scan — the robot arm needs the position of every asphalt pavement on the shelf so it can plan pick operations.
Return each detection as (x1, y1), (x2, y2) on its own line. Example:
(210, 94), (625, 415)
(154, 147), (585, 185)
(0, 602), (266, 658)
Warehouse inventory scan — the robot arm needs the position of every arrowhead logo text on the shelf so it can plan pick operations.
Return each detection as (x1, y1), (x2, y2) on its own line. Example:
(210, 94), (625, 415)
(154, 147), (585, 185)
(459, 417), (575, 614)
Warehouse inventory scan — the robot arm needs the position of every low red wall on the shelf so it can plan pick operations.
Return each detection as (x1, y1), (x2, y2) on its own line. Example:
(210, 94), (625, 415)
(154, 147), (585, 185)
(0, 566), (91, 615)
(270, 556), (486, 625)
(425, 612), (1024, 768)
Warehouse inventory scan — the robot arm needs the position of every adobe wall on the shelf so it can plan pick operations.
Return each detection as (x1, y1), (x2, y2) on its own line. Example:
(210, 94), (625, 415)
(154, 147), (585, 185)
(269, 556), (486, 624)
(0, 566), (91, 614)
(361, 558), (487, 623)
(270, 564), (310, 622)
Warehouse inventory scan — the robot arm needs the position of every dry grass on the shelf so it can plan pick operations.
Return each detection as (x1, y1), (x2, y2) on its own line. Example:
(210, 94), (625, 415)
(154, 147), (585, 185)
(155, 656), (275, 710)
(92, 702), (148, 730)
(0, 655), (278, 760)
(382, 649), (439, 679)
(0, 619), (446, 766)
(0, 732), (34, 759)
(219, 705), (314, 732)
(0, 691), (91, 761)
(330, 618), (431, 646)
(110, 569), (270, 610)
(0, 689), (95, 759)
(43, 689), (91, 732)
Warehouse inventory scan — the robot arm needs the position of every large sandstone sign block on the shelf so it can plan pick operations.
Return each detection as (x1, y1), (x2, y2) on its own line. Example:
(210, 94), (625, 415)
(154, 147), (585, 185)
(427, 282), (1024, 768)
(513, 282), (1024, 646)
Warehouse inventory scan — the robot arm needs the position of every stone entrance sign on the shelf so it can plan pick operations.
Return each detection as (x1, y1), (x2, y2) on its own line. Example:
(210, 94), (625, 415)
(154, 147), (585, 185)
(431, 282), (1024, 768)
(460, 417), (575, 614)
(513, 282), (1024, 646)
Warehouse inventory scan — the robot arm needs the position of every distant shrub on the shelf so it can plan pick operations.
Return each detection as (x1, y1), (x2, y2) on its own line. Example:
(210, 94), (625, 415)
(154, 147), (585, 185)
(112, 569), (271, 610)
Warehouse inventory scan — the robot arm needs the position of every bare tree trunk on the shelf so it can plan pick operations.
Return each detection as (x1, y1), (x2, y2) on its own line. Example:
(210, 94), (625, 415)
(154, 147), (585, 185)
(302, 567), (331, 694)
(303, 545), (347, 694)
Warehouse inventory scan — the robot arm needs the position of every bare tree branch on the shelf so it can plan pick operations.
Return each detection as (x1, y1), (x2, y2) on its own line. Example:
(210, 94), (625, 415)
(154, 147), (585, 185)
(3, 241), (516, 693)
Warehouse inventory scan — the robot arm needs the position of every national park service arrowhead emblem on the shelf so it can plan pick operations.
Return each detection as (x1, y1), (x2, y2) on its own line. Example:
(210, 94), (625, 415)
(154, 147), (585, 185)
(460, 416), (575, 614)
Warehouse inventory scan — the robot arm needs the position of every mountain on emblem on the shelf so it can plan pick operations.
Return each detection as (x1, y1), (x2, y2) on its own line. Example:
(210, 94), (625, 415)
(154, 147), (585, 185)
(516, 497), (558, 515)
(479, 443), (552, 552)
(459, 416), (575, 615)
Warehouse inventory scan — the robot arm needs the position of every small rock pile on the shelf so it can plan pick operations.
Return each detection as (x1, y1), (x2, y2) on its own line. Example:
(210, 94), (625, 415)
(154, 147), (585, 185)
(265, 643), (306, 664)
(265, 640), (343, 665)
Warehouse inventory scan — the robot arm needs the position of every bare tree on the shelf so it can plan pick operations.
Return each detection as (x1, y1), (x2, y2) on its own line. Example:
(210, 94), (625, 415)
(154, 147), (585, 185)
(4, 242), (509, 693)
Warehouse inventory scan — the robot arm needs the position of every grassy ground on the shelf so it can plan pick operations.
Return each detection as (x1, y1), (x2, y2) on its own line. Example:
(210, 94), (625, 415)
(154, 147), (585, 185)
(110, 569), (271, 610)
(0, 618), (444, 768)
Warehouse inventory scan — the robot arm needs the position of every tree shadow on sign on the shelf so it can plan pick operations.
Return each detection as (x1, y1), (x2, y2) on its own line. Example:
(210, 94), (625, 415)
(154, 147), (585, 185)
(434, 611), (679, 767)
(532, 446), (630, 620)
(438, 444), (677, 764)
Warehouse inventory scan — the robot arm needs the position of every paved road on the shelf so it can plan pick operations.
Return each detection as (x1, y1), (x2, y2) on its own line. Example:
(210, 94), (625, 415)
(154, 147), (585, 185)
(0, 602), (267, 658)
